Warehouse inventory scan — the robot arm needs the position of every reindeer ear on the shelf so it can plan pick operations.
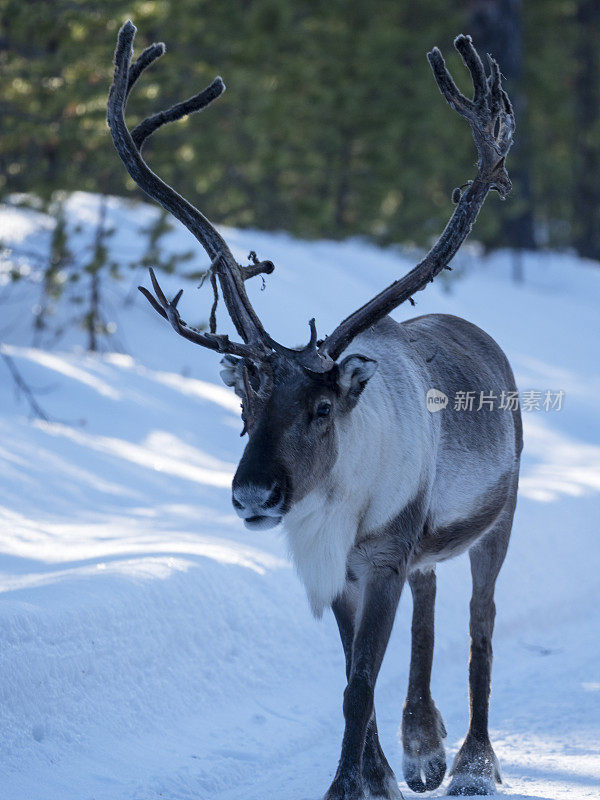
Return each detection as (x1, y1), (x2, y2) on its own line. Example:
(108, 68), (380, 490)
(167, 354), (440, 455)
(219, 355), (246, 398)
(337, 354), (378, 402)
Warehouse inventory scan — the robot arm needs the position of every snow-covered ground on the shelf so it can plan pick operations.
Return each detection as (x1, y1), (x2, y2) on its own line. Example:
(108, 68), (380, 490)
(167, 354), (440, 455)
(1, 194), (599, 800)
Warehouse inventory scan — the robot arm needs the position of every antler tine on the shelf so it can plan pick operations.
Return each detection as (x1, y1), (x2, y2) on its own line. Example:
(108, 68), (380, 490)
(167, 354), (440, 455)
(131, 76), (225, 152)
(486, 54), (503, 118)
(149, 264), (169, 306)
(426, 45), (472, 115)
(126, 42), (165, 98)
(454, 34), (487, 105)
(127, 33), (219, 134)
(138, 269), (264, 360)
(428, 35), (513, 177)
(258, 317), (335, 373)
(138, 285), (168, 320)
(108, 21), (275, 353)
(319, 34), (515, 363)
(108, 22), (226, 260)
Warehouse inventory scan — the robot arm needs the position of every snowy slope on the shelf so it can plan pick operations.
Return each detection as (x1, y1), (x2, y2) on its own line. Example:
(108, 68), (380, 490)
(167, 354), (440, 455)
(0, 194), (599, 800)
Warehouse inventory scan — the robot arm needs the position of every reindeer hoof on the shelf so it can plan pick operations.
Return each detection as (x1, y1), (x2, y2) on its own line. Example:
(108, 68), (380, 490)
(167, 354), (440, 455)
(402, 700), (447, 791)
(323, 768), (366, 800)
(447, 774), (496, 795)
(403, 746), (446, 793)
(447, 735), (501, 796)
(366, 772), (404, 800)
(363, 744), (403, 799)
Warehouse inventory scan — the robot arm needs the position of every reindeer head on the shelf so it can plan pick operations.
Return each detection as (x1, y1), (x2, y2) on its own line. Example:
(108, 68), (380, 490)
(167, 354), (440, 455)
(107, 22), (513, 530)
(220, 352), (377, 529)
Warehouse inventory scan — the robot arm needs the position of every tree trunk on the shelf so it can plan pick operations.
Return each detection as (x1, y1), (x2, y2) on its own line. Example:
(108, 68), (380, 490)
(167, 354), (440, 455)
(87, 196), (107, 353)
(573, 0), (600, 261)
(468, 0), (536, 254)
(333, 132), (353, 233)
(88, 271), (99, 353)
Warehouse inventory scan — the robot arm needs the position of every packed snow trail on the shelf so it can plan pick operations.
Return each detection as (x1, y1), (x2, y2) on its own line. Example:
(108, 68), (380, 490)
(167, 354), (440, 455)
(0, 195), (599, 799)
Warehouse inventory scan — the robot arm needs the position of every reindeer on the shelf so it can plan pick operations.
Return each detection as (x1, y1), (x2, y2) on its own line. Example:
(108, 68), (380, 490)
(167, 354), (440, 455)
(108, 22), (521, 799)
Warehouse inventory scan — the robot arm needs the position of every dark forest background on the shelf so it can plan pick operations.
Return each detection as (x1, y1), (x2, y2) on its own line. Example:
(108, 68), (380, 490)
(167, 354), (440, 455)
(1, 0), (600, 258)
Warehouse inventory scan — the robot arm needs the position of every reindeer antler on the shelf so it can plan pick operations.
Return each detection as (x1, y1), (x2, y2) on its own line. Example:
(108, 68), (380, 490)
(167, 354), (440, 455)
(107, 21), (319, 364)
(109, 27), (513, 374)
(318, 35), (514, 362)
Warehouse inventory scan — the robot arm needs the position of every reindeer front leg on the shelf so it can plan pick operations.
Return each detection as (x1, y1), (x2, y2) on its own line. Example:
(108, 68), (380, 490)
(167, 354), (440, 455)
(332, 593), (402, 800)
(402, 569), (447, 792)
(326, 568), (405, 800)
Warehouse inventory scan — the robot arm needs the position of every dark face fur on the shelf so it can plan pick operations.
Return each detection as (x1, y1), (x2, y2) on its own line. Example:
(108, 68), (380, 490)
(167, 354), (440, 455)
(220, 353), (377, 530)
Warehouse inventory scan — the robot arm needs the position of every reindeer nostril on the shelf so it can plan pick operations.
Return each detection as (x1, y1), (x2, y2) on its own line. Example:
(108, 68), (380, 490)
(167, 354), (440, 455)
(232, 483), (283, 513)
(264, 484), (282, 509)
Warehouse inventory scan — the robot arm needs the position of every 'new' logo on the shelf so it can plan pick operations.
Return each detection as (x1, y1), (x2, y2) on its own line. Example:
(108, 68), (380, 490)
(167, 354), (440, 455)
(426, 388), (448, 412)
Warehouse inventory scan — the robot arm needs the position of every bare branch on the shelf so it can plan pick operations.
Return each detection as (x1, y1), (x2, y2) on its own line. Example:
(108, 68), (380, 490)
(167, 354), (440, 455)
(1, 348), (50, 421)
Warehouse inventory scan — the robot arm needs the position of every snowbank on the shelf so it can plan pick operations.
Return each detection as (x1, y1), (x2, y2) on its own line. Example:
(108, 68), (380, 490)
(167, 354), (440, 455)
(0, 195), (599, 799)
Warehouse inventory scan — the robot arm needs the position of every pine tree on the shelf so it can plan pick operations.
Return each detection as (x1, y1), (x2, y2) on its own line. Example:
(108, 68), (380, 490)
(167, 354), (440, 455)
(0, 0), (592, 260)
(32, 195), (74, 346)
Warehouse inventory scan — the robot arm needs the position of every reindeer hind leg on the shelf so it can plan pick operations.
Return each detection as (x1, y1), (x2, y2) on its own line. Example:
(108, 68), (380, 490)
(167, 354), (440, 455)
(448, 487), (516, 796)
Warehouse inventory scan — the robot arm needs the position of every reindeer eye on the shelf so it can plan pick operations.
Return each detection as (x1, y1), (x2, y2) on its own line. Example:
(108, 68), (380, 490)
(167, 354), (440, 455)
(316, 401), (332, 419)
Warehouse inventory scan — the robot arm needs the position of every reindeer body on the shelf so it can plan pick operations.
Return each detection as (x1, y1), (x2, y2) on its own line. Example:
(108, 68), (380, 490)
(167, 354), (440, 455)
(228, 313), (521, 798)
(284, 314), (521, 620)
